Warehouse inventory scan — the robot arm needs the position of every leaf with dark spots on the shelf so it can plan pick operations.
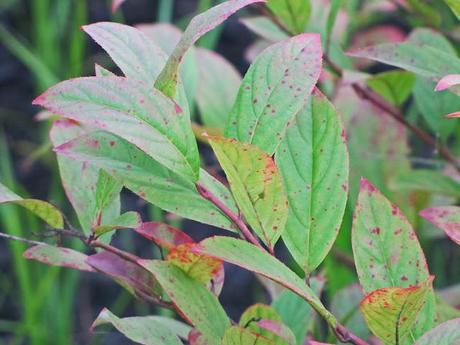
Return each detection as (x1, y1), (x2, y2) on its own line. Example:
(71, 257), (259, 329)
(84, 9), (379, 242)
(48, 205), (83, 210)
(420, 206), (460, 245)
(225, 33), (322, 155)
(54, 131), (238, 231)
(139, 260), (230, 345)
(0, 182), (63, 229)
(167, 243), (223, 289)
(92, 308), (184, 345)
(360, 277), (434, 345)
(87, 251), (162, 300)
(256, 320), (296, 345)
(24, 244), (95, 272)
(134, 222), (194, 249)
(275, 90), (348, 273)
(221, 326), (276, 345)
(352, 178), (435, 340)
(154, 0), (265, 98)
(34, 76), (200, 181)
(208, 136), (288, 249)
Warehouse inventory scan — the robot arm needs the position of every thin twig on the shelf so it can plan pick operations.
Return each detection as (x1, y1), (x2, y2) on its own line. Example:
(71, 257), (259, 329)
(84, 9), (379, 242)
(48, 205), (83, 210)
(324, 55), (460, 173)
(0, 232), (46, 246)
(195, 182), (266, 252)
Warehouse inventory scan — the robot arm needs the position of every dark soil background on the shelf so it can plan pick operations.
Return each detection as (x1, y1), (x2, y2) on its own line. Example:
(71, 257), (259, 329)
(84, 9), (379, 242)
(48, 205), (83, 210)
(0, 1), (265, 344)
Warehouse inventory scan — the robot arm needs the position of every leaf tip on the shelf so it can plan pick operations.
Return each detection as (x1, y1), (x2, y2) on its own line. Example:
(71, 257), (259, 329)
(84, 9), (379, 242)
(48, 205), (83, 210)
(360, 177), (377, 193)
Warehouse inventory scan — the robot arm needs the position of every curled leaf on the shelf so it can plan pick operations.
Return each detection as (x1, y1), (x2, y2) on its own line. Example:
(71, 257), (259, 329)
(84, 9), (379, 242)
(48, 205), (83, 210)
(420, 206), (460, 245)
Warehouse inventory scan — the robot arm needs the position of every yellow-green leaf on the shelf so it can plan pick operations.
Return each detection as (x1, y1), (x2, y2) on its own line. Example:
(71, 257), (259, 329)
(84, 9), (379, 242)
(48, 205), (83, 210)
(208, 136), (288, 249)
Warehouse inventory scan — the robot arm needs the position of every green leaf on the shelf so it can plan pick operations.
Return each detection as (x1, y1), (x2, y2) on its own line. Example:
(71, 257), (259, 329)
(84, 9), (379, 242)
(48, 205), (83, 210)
(154, 0), (264, 98)
(93, 211), (142, 236)
(23, 244), (94, 272)
(352, 178), (435, 340)
(94, 63), (115, 77)
(139, 260), (230, 345)
(389, 170), (460, 198)
(222, 326), (275, 345)
(225, 34), (322, 155)
(275, 90), (348, 272)
(272, 277), (325, 345)
(347, 29), (460, 89)
(95, 169), (123, 212)
(55, 131), (238, 231)
(0, 182), (63, 228)
(240, 16), (289, 42)
(195, 237), (337, 327)
(136, 23), (198, 111)
(92, 308), (184, 345)
(420, 206), (460, 245)
(367, 71), (415, 106)
(35, 76), (200, 181)
(445, 0), (460, 19)
(361, 278), (433, 345)
(414, 318), (460, 344)
(208, 136), (288, 249)
(195, 48), (241, 129)
(266, 0), (311, 34)
(50, 120), (120, 235)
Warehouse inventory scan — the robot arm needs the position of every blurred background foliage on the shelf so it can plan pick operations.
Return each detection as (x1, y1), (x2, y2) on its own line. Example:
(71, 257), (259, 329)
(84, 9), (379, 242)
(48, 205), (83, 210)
(0, 0), (459, 344)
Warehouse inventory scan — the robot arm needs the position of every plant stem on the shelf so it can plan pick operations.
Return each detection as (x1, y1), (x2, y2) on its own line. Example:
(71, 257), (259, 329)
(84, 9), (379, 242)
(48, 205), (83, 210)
(195, 182), (266, 251)
(0, 232), (46, 246)
(323, 55), (460, 172)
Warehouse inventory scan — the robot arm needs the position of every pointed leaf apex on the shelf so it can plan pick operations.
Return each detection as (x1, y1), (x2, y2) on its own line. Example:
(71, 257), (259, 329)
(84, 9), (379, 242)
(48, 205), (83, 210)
(360, 177), (378, 192)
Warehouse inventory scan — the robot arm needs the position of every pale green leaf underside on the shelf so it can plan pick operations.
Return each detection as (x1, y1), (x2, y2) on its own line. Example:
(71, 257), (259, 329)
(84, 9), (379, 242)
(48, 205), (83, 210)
(55, 131), (238, 231)
(139, 260), (230, 345)
(352, 178), (435, 340)
(361, 279), (432, 345)
(276, 91), (348, 273)
(209, 137), (288, 249)
(92, 308), (183, 345)
(413, 318), (460, 345)
(50, 120), (120, 235)
(195, 48), (241, 130)
(155, 0), (265, 98)
(0, 182), (63, 229)
(35, 76), (200, 181)
(225, 34), (322, 155)
(240, 16), (290, 42)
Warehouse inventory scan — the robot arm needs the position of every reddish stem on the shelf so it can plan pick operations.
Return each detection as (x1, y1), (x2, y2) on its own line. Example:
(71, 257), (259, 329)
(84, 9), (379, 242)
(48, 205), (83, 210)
(195, 182), (266, 252)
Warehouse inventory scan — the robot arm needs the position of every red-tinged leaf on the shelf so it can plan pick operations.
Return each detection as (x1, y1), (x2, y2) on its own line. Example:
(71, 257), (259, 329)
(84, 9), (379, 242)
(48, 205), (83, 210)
(352, 178), (435, 340)
(360, 277), (434, 345)
(188, 329), (209, 345)
(54, 131), (239, 231)
(155, 0), (264, 98)
(0, 182), (64, 229)
(413, 318), (460, 345)
(167, 243), (223, 287)
(225, 34), (322, 155)
(446, 112), (460, 118)
(195, 48), (241, 130)
(50, 120), (120, 235)
(208, 136), (288, 249)
(419, 206), (460, 245)
(435, 74), (460, 91)
(139, 260), (230, 345)
(111, 0), (125, 12)
(87, 251), (162, 299)
(134, 222), (194, 250)
(222, 326), (275, 345)
(194, 237), (336, 326)
(24, 244), (95, 272)
(35, 76), (200, 181)
(239, 304), (282, 341)
(256, 320), (295, 345)
(92, 308), (184, 345)
(306, 342), (333, 345)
